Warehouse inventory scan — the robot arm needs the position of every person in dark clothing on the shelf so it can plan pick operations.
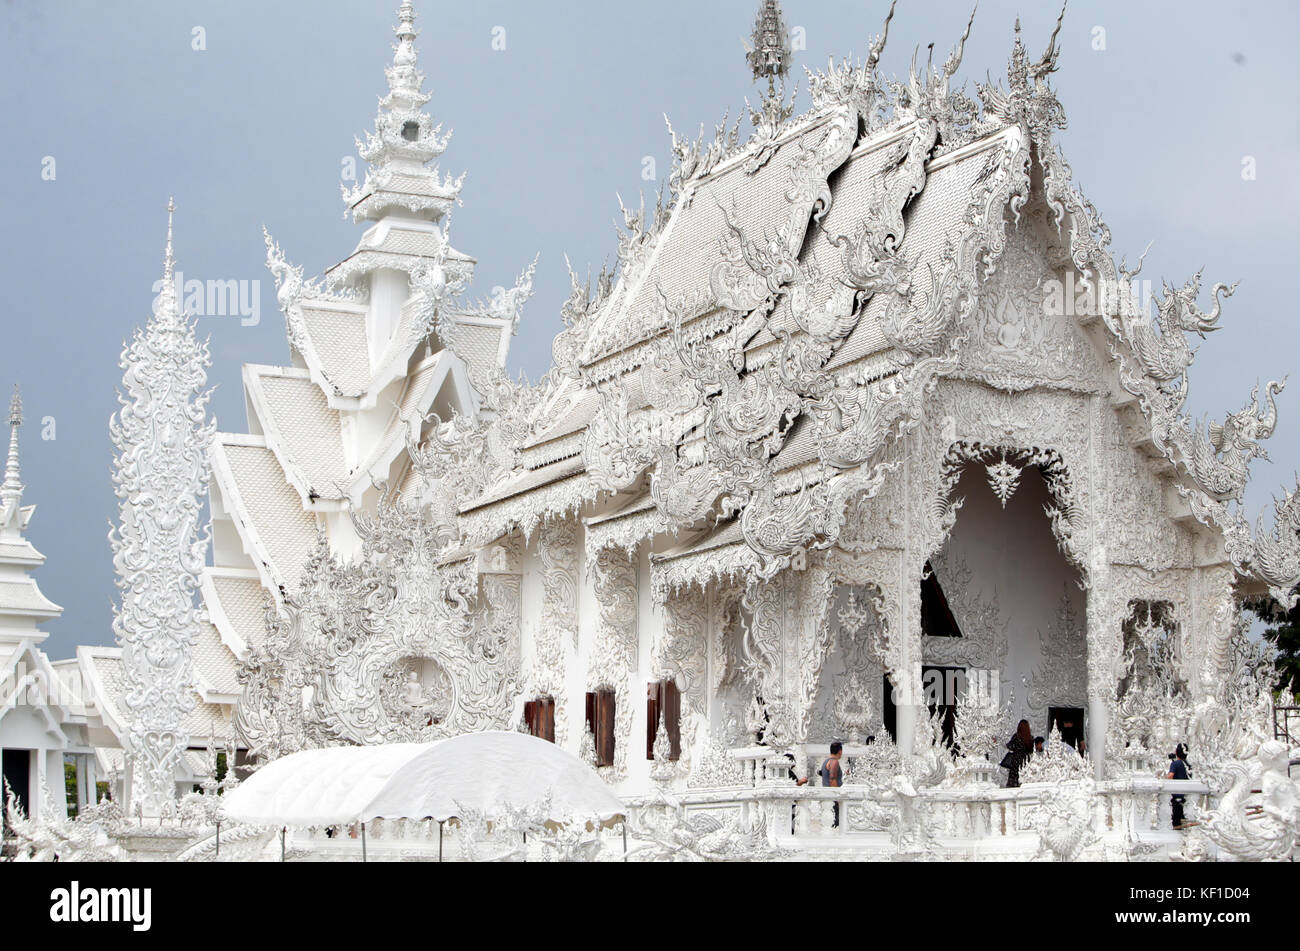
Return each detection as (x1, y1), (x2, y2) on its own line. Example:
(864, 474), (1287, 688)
(1167, 743), (1190, 829)
(817, 741), (844, 828)
(1033, 736), (1045, 755)
(1002, 720), (1034, 788)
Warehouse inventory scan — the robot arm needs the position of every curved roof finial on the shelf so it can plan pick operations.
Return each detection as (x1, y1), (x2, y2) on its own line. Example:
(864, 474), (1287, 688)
(866, 0), (898, 72)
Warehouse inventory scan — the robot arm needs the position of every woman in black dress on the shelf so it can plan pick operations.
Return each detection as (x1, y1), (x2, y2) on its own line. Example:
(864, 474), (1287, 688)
(1002, 719), (1034, 788)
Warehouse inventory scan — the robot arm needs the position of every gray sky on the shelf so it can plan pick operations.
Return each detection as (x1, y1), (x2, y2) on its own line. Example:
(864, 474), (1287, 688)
(2, 0), (1297, 660)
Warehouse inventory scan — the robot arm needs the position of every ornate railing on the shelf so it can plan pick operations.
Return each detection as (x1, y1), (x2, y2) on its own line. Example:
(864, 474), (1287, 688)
(623, 776), (1215, 858)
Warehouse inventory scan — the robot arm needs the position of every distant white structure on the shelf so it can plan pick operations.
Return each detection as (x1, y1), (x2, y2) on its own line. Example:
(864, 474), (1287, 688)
(0, 387), (113, 824)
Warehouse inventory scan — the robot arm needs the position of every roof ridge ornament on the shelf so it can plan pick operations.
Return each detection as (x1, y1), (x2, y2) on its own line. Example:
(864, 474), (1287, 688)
(806, 0), (894, 127)
(746, 0), (792, 98)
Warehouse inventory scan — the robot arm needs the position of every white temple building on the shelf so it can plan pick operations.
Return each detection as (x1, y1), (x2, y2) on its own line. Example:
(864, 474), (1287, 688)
(185, 2), (1300, 861)
(5, 1), (1296, 862)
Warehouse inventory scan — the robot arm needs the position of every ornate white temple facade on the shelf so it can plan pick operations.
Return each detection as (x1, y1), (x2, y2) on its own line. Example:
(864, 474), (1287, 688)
(130, 2), (1300, 861)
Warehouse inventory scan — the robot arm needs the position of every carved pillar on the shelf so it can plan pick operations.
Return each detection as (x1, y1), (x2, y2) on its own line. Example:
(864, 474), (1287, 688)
(741, 576), (783, 703)
(741, 574), (800, 748)
(1195, 564), (1237, 700)
(536, 519), (579, 744)
(655, 588), (708, 772)
(588, 546), (638, 782)
(481, 569), (522, 696)
(790, 562), (834, 746)
(896, 551), (925, 760)
(1085, 553), (1114, 782)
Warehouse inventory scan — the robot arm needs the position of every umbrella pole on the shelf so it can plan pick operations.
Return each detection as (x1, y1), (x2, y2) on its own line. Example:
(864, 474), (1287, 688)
(361, 822), (367, 863)
(438, 820), (444, 863)
(280, 826), (286, 862)
(622, 821), (627, 862)
(215, 821), (220, 859)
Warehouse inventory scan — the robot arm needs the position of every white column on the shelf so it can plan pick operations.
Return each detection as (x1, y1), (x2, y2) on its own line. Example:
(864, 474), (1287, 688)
(84, 755), (98, 805)
(895, 659), (921, 759)
(31, 747), (47, 821)
(74, 754), (89, 809)
(896, 701), (917, 760)
(1088, 694), (1107, 782)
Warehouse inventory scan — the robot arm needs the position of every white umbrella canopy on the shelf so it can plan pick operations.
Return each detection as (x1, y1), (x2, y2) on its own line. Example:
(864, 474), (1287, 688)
(221, 731), (625, 827)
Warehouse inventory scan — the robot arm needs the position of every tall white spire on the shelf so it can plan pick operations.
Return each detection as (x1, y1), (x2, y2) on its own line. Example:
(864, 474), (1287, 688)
(1, 385), (23, 526)
(342, 1), (462, 224)
(387, 0), (423, 103)
(0, 381), (61, 632)
(110, 204), (214, 816)
(155, 197), (181, 326)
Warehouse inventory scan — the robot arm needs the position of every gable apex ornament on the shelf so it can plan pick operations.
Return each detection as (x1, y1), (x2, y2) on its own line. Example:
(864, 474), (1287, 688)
(745, 0), (792, 96)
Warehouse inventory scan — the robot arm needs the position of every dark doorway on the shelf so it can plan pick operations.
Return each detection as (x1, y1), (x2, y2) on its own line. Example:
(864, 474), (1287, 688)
(1, 749), (31, 828)
(881, 666), (966, 747)
(1048, 707), (1085, 749)
(920, 562), (962, 638)
(924, 666), (965, 747)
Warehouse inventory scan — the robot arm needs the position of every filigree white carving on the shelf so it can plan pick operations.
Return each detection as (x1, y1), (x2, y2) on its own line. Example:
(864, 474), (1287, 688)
(109, 203), (214, 817)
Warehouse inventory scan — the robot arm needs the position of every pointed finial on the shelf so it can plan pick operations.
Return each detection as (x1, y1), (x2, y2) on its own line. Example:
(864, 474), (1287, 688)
(155, 198), (182, 324)
(2, 384), (23, 510)
(164, 197), (176, 284)
(390, 1), (420, 88)
(746, 0), (792, 97)
(866, 0), (897, 71)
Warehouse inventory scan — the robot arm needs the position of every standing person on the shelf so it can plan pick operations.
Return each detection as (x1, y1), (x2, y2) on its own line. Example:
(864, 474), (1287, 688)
(819, 741), (845, 828)
(1167, 744), (1190, 829)
(1001, 720), (1034, 788)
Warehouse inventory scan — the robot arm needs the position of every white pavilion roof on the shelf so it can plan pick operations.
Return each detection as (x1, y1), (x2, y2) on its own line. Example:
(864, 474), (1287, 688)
(222, 731), (625, 826)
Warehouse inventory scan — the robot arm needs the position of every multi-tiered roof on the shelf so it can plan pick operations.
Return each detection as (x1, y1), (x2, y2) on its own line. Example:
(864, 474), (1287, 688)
(194, 2), (527, 698)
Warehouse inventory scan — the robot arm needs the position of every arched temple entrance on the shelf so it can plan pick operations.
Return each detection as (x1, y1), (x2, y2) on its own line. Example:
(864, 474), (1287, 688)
(922, 456), (1089, 768)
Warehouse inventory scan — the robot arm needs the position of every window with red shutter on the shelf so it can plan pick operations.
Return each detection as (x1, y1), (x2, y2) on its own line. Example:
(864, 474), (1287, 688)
(525, 696), (556, 743)
(538, 696), (555, 743)
(524, 699), (538, 736)
(646, 679), (682, 761)
(646, 683), (660, 759)
(662, 680), (681, 761)
(586, 689), (615, 767)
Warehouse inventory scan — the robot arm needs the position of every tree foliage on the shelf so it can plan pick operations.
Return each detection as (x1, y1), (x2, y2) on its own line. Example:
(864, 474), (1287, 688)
(1251, 589), (1300, 699)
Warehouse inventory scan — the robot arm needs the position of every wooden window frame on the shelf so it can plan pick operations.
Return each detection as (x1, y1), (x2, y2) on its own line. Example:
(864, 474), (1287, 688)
(646, 679), (681, 761)
(585, 689), (616, 768)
